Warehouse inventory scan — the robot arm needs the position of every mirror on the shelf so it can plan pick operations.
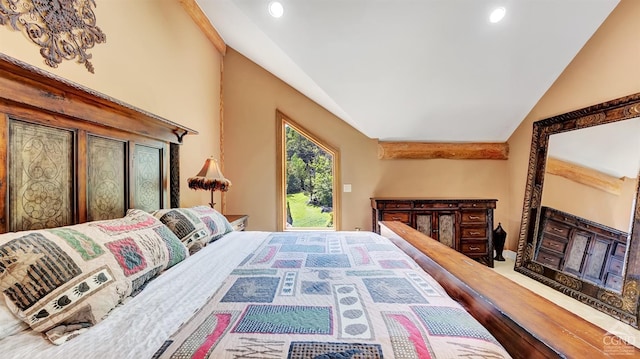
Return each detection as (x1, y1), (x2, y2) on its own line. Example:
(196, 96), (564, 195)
(542, 121), (639, 235)
(515, 93), (640, 328)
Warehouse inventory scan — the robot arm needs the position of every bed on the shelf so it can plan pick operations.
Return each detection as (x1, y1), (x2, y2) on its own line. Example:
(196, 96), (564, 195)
(0, 221), (512, 358)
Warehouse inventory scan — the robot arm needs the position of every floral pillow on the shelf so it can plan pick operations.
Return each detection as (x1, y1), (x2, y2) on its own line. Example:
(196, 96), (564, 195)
(0, 209), (188, 344)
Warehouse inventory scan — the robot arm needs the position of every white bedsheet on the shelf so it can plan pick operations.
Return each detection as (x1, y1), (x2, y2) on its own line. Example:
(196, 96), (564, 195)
(0, 231), (270, 359)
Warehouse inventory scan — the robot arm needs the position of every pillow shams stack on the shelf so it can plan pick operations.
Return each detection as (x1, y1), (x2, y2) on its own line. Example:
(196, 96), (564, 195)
(0, 209), (188, 344)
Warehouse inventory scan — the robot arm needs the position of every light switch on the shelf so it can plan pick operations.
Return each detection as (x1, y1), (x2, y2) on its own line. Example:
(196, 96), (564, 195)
(343, 184), (352, 193)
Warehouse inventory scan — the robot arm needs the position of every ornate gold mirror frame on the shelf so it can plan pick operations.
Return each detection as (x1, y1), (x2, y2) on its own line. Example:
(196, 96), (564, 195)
(0, 0), (106, 73)
(515, 92), (640, 328)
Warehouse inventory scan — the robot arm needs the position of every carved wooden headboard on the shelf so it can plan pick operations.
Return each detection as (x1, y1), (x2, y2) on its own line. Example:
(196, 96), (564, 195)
(0, 53), (197, 233)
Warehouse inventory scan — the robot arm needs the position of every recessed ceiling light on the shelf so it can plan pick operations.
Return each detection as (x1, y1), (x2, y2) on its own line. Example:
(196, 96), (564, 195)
(489, 7), (506, 23)
(269, 1), (284, 18)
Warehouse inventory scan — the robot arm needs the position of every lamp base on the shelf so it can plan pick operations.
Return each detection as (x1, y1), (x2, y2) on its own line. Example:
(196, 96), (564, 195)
(209, 190), (216, 209)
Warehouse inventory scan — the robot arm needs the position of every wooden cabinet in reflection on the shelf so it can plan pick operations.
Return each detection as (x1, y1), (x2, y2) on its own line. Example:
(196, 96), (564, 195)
(535, 206), (628, 291)
(371, 198), (497, 267)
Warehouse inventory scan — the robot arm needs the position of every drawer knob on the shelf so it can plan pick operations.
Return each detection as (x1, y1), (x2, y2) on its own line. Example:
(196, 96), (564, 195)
(469, 246), (480, 251)
(552, 227), (563, 233)
(391, 216), (401, 220)
(469, 215), (480, 220)
(470, 231), (480, 235)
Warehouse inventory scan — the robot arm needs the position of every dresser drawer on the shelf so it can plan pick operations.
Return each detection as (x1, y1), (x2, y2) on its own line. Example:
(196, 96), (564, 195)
(613, 242), (627, 257)
(461, 227), (487, 239)
(461, 211), (486, 224)
(540, 237), (567, 254)
(382, 212), (410, 223)
(381, 201), (411, 209)
(460, 241), (487, 255)
(459, 202), (491, 209)
(536, 249), (563, 269)
(232, 221), (246, 231)
(608, 257), (624, 276)
(414, 202), (440, 209)
(543, 220), (571, 239)
(605, 273), (623, 292)
(548, 210), (575, 223)
(428, 202), (457, 209)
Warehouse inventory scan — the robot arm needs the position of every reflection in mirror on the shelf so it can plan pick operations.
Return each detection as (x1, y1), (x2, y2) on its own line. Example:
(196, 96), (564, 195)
(515, 93), (640, 328)
(542, 119), (640, 232)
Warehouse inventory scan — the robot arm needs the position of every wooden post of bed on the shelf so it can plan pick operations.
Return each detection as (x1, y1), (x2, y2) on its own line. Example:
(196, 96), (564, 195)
(380, 221), (640, 359)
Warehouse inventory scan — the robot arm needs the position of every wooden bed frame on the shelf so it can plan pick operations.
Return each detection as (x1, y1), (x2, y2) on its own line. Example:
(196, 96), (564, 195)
(381, 221), (640, 358)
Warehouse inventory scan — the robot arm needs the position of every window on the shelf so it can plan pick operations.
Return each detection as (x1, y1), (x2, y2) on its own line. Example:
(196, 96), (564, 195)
(276, 110), (341, 231)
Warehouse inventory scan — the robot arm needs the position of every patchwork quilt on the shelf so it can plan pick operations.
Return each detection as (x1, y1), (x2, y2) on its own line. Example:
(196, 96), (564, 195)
(154, 231), (511, 359)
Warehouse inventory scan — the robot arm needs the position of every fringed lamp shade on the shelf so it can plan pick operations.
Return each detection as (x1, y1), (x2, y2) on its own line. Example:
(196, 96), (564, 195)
(187, 157), (231, 207)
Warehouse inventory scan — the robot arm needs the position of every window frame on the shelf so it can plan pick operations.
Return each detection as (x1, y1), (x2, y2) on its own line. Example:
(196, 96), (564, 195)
(276, 110), (341, 231)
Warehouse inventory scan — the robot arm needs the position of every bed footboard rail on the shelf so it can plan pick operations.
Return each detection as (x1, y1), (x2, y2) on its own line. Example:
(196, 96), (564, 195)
(380, 221), (639, 359)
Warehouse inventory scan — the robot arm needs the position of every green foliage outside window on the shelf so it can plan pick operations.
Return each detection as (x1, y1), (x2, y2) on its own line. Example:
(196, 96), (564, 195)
(285, 125), (333, 227)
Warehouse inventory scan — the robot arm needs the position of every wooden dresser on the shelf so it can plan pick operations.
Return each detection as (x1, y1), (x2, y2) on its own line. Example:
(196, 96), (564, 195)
(535, 206), (628, 291)
(371, 198), (497, 267)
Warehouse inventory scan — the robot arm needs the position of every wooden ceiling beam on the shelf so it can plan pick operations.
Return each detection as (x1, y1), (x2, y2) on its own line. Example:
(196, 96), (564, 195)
(378, 141), (509, 160)
(545, 157), (623, 195)
(179, 0), (227, 55)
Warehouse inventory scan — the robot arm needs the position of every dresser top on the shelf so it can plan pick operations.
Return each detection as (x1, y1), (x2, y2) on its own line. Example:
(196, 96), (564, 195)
(371, 197), (497, 202)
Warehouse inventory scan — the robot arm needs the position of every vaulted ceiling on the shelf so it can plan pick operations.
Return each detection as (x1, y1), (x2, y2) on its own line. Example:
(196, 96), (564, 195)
(197, 0), (619, 143)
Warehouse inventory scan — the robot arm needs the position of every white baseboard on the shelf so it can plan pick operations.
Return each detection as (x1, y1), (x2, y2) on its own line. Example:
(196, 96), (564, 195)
(501, 250), (517, 261)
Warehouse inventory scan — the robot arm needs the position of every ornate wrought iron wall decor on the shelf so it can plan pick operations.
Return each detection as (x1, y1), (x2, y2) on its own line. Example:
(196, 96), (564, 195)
(0, 0), (106, 73)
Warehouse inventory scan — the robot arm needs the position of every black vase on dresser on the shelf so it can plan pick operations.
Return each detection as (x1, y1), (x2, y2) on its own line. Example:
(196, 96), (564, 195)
(493, 223), (506, 261)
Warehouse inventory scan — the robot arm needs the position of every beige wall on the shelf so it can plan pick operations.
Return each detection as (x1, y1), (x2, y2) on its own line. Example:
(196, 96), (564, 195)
(222, 49), (379, 231)
(376, 159), (509, 227)
(507, 0), (640, 250)
(223, 48), (510, 232)
(0, 0), (222, 208)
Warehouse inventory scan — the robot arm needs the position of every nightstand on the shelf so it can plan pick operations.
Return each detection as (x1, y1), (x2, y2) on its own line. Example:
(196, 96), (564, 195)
(224, 214), (249, 231)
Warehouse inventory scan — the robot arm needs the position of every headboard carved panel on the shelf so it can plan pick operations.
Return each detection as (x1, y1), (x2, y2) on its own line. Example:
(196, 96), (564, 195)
(87, 135), (127, 221)
(0, 53), (197, 233)
(9, 119), (75, 230)
(133, 144), (163, 213)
